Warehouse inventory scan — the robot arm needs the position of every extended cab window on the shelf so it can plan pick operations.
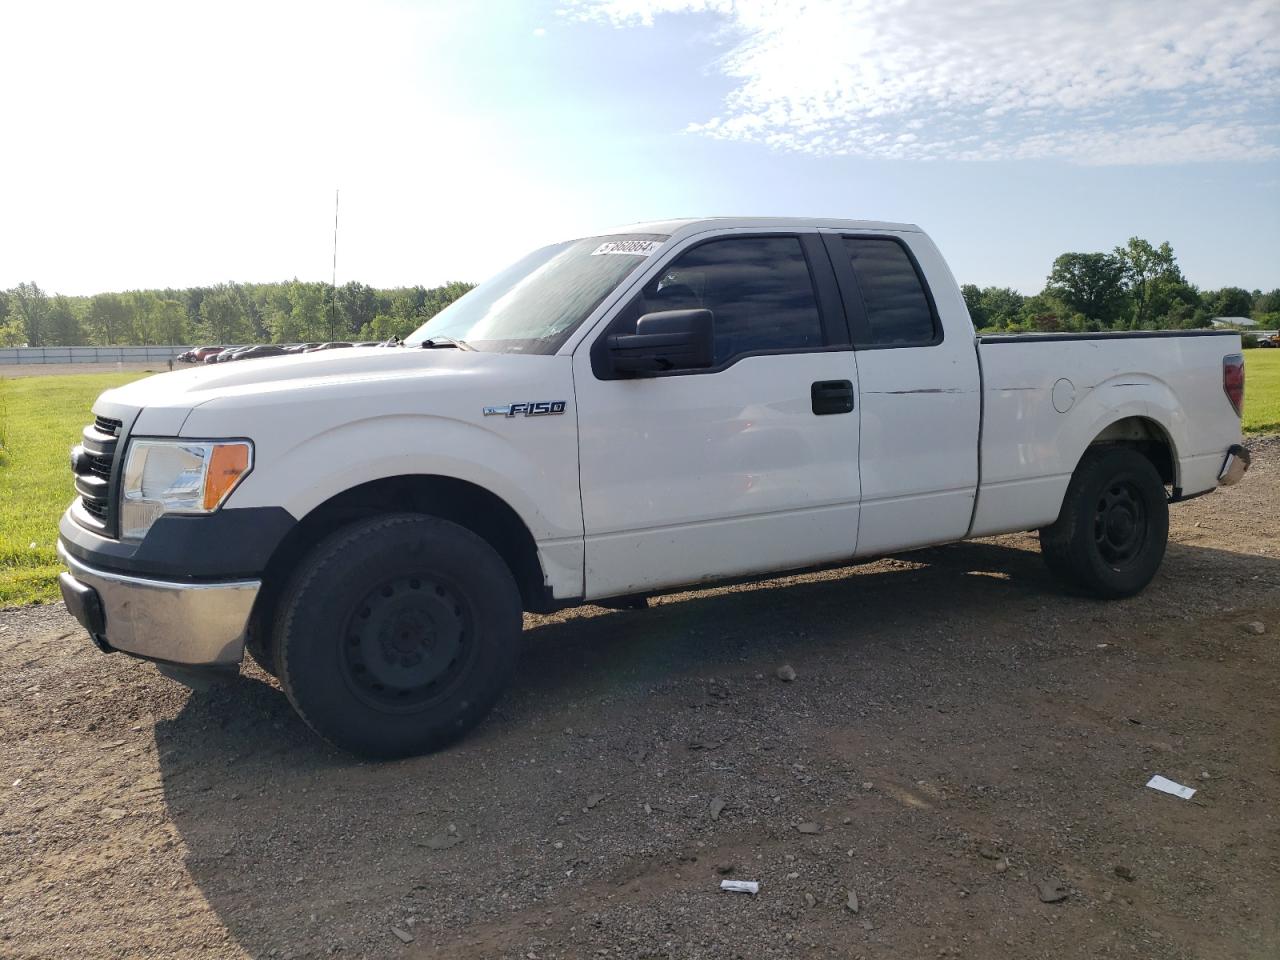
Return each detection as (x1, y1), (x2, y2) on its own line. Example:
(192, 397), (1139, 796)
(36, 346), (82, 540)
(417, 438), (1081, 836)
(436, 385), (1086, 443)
(842, 237), (937, 346)
(615, 235), (824, 366)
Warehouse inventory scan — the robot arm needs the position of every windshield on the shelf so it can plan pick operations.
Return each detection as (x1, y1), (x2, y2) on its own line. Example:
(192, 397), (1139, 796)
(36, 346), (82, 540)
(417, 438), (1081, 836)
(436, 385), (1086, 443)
(404, 233), (668, 354)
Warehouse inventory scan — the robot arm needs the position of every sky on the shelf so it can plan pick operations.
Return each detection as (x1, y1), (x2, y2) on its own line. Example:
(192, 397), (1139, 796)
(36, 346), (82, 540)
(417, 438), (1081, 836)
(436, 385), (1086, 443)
(1, 0), (1277, 296)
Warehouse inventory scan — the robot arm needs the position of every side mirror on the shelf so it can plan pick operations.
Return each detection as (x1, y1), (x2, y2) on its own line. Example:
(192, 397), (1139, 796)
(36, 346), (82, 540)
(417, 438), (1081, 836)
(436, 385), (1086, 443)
(607, 308), (714, 376)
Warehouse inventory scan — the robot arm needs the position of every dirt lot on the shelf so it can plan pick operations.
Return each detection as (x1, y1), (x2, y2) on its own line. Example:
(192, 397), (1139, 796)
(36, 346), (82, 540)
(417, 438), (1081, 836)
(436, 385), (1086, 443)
(3, 442), (1278, 960)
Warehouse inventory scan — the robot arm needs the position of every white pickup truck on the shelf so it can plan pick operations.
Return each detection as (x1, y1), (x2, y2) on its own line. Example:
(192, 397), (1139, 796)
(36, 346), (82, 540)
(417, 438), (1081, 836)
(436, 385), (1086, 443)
(57, 217), (1250, 757)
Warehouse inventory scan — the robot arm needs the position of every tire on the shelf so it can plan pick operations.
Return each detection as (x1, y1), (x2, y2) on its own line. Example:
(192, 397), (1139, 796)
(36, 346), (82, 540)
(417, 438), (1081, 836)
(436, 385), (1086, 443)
(244, 629), (277, 677)
(1039, 446), (1169, 599)
(272, 514), (522, 758)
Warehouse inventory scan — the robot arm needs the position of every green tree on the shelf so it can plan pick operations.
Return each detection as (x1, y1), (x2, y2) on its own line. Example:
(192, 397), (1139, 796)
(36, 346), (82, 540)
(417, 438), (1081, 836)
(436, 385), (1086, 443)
(1115, 238), (1182, 328)
(46, 295), (87, 345)
(336, 281), (379, 339)
(125, 290), (159, 343)
(198, 285), (253, 344)
(1254, 289), (1280, 315)
(1146, 279), (1202, 328)
(1204, 287), (1253, 318)
(261, 284), (297, 343)
(1017, 291), (1073, 332)
(10, 282), (50, 346)
(287, 281), (329, 342)
(85, 292), (131, 344)
(154, 299), (188, 345)
(961, 284), (986, 327)
(978, 287), (1024, 329)
(1047, 252), (1127, 326)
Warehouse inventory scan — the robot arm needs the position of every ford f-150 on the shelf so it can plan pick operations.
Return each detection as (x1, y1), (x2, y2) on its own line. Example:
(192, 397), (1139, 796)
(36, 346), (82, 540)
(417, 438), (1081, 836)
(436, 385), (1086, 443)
(56, 218), (1251, 757)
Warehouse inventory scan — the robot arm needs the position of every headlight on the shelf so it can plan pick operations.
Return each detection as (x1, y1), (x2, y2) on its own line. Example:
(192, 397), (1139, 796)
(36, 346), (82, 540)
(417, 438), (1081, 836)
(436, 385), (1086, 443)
(119, 439), (253, 540)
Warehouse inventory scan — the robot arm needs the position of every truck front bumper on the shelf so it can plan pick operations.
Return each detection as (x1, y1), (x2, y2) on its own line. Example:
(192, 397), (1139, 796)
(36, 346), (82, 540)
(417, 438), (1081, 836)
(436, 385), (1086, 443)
(56, 542), (259, 668)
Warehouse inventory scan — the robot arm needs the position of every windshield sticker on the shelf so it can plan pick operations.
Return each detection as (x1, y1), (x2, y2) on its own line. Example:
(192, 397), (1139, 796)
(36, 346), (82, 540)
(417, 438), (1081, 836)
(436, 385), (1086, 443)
(591, 239), (663, 257)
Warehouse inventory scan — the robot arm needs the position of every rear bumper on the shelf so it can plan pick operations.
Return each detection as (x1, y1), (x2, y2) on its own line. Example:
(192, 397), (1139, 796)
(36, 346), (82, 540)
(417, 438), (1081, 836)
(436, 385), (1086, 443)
(1218, 444), (1251, 486)
(56, 542), (258, 667)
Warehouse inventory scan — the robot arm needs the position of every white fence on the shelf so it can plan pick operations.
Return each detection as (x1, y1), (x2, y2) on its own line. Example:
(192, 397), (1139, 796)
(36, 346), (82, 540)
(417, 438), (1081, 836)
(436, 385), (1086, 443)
(0, 346), (193, 364)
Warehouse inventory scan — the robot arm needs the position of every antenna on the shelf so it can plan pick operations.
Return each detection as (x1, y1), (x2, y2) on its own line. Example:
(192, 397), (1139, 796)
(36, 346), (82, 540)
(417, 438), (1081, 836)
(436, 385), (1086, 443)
(330, 187), (339, 336)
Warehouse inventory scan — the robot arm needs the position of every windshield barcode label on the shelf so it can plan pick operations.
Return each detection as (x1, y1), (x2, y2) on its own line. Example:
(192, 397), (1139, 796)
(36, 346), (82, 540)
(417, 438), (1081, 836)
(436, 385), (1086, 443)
(591, 240), (663, 257)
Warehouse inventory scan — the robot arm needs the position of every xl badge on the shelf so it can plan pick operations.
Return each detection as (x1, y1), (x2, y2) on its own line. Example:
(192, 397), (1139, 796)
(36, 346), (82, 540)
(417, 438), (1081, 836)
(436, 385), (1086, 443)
(483, 401), (567, 418)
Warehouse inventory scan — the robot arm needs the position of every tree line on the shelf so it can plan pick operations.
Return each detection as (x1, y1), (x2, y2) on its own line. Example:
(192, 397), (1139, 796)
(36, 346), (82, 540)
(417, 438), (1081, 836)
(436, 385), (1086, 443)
(964, 236), (1278, 336)
(1, 235), (1276, 347)
(0, 279), (474, 348)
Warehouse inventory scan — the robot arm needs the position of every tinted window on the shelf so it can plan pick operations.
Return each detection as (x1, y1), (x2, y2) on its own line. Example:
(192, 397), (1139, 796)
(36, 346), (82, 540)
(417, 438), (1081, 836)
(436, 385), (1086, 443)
(618, 235), (824, 365)
(843, 237), (936, 345)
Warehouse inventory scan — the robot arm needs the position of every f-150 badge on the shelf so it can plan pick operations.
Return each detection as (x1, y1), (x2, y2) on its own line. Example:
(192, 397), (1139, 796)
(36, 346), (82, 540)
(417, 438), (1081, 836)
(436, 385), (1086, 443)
(483, 401), (567, 417)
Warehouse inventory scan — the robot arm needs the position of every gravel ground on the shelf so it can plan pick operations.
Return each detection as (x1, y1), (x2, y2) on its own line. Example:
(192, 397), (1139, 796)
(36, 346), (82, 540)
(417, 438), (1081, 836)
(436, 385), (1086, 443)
(3, 439), (1278, 960)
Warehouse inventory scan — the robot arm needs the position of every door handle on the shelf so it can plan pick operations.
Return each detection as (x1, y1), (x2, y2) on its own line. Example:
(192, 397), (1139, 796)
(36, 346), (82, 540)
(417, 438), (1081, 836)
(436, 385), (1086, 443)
(811, 379), (854, 415)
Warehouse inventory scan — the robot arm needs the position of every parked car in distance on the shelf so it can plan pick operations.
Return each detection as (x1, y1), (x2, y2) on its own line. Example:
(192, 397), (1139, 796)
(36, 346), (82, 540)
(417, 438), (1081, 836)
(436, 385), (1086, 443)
(232, 345), (289, 361)
(203, 346), (240, 363)
(305, 342), (354, 352)
(57, 216), (1250, 759)
(1257, 332), (1279, 348)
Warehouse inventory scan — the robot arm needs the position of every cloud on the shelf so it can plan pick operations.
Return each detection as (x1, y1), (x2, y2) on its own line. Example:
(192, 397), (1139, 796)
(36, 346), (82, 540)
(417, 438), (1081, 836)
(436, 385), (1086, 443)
(564, 0), (1280, 163)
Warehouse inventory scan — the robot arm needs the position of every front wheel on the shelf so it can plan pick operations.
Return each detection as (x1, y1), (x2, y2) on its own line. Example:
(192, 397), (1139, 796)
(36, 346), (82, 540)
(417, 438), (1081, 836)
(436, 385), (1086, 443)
(272, 514), (522, 758)
(1039, 446), (1169, 599)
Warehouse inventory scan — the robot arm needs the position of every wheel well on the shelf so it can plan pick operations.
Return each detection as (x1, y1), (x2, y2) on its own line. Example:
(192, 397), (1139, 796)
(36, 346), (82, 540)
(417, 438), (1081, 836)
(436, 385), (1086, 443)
(1087, 417), (1177, 487)
(250, 477), (550, 645)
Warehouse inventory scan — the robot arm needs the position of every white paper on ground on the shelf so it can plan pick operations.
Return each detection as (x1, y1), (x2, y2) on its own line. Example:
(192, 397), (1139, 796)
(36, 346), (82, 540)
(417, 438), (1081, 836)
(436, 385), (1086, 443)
(720, 880), (760, 894)
(1146, 775), (1196, 800)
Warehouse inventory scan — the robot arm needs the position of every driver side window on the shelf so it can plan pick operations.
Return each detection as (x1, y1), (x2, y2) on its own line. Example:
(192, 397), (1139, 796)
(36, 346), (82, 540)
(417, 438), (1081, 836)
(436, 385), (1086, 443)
(613, 235), (824, 366)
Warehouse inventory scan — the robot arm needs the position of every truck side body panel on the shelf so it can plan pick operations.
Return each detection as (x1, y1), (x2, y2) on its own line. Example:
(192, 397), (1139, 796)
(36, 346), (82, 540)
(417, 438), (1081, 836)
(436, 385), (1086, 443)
(827, 230), (983, 557)
(169, 350), (587, 599)
(571, 226), (863, 600)
(972, 332), (1242, 537)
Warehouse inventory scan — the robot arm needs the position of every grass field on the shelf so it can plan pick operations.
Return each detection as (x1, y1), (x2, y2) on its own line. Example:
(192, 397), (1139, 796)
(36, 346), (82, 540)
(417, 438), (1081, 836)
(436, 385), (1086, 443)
(1243, 347), (1280, 434)
(0, 372), (149, 606)
(1, 353), (1278, 607)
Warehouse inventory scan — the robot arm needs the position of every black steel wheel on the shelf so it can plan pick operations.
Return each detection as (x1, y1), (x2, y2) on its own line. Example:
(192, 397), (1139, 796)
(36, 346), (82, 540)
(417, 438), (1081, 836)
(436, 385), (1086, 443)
(342, 575), (475, 712)
(272, 514), (522, 758)
(1040, 446), (1168, 599)
(1093, 479), (1148, 567)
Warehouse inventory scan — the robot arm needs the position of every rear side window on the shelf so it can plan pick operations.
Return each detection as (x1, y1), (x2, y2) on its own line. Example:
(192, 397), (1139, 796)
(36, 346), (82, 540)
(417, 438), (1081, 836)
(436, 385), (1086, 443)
(842, 237), (937, 346)
(616, 235), (824, 365)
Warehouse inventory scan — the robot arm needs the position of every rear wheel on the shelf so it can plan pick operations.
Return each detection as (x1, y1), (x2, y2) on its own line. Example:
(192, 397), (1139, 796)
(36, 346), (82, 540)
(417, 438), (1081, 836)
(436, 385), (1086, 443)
(272, 514), (522, 758)
(1039, 446), (1169, 599)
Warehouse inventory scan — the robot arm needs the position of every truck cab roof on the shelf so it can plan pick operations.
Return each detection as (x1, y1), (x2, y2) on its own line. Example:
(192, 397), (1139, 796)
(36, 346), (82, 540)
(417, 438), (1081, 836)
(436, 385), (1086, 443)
(603, 217), (923, 239)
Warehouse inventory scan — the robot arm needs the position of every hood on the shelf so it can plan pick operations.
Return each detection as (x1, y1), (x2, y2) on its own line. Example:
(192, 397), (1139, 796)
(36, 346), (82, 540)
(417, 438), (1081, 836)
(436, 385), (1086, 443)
(103, 347), (454, 404)
(96, 347), (562, 436)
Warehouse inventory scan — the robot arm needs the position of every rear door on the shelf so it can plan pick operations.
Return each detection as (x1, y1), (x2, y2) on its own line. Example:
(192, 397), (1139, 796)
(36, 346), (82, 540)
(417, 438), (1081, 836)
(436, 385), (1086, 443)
(572, 228), (863, 599)
(820, 230), (981, 555)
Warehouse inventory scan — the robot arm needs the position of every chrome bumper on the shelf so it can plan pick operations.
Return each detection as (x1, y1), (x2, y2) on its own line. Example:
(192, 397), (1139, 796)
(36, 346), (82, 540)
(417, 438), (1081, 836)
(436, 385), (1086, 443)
(56, 542), (259, 667)
(1218, 444), (1251, 487)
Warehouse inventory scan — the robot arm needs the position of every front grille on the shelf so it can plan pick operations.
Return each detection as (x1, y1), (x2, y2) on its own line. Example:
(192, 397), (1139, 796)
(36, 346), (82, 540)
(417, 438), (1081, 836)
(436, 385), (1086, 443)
(88, 454), (112, 480)
(94, 416), (122, 437)
(72, 415), (124, 533)
(81, 497), (110, 523)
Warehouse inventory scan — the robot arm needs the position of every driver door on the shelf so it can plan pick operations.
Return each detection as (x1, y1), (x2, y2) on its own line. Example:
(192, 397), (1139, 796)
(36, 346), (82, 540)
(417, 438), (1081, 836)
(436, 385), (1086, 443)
(571, 229), (863, 600)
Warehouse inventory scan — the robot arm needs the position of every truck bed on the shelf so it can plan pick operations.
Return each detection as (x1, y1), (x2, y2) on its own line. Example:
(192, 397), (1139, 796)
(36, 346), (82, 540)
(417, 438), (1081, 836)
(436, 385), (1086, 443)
(970, 329), (1242, 537)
